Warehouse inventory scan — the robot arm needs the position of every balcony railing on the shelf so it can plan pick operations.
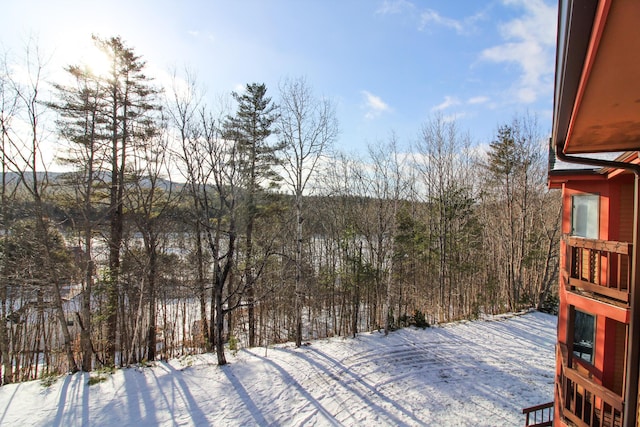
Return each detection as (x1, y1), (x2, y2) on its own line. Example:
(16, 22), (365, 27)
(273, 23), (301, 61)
(522, 401), (553, 427)
(557, 343), (623, 427)
(564, 235), (632, 304)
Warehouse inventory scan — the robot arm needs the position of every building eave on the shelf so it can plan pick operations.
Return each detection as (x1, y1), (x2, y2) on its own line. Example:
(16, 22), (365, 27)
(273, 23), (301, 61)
(552, 0), (640, 155)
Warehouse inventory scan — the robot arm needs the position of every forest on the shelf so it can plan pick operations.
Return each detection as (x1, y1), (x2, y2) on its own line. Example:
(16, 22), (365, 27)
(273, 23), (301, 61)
(0, 36), (561, 383)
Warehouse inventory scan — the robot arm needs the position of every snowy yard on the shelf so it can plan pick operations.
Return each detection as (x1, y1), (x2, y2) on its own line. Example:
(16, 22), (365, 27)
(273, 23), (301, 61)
(0, 311), (556, 426)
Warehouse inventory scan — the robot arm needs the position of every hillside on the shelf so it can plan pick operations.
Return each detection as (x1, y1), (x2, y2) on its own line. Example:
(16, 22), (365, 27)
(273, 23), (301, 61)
(0, 311), (556, 426)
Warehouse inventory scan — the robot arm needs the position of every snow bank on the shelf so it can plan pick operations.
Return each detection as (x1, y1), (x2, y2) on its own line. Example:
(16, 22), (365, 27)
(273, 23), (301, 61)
(0, 311), (556, 426)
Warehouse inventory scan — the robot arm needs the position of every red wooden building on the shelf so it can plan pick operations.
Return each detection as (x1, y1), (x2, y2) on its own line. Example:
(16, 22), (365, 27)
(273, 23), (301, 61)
(543, 0), (640, 426)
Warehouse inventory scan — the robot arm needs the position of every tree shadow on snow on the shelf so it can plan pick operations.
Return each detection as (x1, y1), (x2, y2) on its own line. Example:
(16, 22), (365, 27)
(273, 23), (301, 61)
(295, 347), (427, 426)
(220, 365), (272, 426)
(52, 372), (89, 427)
(242, 351), (344, 426)
(161, 363), (209, 425)
(409, 320), (555, 417)
(121, 366), (159, 425)
(0, 383), (21, 425)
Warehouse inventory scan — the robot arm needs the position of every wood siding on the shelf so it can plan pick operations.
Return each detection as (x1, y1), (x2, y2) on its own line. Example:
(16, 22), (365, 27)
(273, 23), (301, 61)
(618, 184), (634, 242)
(613, 320), (625, 396)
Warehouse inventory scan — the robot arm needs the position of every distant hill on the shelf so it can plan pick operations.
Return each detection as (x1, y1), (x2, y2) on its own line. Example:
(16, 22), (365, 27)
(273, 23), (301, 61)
(0, 171), (186, 192)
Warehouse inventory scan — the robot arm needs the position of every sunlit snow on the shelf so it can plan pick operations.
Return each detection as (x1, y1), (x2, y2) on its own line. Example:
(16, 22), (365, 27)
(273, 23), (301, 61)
(0, 311), (556, 426)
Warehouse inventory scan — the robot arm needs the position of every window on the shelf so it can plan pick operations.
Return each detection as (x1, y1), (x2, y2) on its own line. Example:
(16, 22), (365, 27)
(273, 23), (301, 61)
(573, 310), (596, 364)
(572, 194), (599, 239)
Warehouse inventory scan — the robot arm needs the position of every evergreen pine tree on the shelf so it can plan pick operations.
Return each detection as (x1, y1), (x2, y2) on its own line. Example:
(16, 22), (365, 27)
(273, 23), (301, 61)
(223, 83), (281, 347)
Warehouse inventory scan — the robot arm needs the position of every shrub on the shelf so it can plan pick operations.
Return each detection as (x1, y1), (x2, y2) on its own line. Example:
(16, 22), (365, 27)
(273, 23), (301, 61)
(40, 371), (59, 388)
(88, 375), (107, 386)
(228, 335), (238, 356)
(397, 310), (430, 329)
(88, 366), (115, 386)
(539, 292), (559, 315)
(412, 310), (430, 329)
(398, 314), (410, 327)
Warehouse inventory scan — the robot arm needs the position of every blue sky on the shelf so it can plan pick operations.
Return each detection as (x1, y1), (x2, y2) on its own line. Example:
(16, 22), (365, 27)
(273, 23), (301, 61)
(1, 0), (557, 156)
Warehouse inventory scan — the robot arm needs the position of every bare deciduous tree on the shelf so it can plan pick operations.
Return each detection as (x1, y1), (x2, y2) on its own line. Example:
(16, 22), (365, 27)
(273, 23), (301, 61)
(50, 62), (108, 371)
(1, 40), (79, 373)
(278, 76), (338, 347)
(366, 135), (407, 335)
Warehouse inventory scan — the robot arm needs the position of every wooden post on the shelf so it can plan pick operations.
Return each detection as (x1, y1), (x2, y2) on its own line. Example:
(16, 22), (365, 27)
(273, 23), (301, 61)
(623, 173), (640, 427)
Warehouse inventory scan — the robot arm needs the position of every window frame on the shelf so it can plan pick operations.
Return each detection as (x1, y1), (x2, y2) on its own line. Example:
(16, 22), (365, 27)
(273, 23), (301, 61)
(571, 193), (600, 239)
(572, 308), (596, 365)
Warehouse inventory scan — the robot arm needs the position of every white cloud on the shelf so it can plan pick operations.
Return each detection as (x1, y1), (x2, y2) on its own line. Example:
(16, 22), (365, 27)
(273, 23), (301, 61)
(377, 3), (485, 35)
(418, 8), (486, 35)
(467, 96), (490, 105)
(420, 9), (464, 34)
(376, 0), (415, 15)
(432, 95), (460, 112)
(187, 30), (216, 44)
(470, 142), (491, 162)
(443, 112), (467, 123)
(480, 0), (556, 103)
(361, 90), (391, 119)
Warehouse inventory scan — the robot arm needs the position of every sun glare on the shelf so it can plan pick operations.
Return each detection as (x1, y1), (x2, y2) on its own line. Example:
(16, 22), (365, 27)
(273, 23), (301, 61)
(80, 44), (111, 78)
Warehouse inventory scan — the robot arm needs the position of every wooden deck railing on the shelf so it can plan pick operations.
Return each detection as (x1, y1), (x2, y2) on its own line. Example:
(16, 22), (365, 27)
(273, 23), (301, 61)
(557, 343), (623, 427)
(564, 235), (632, 304)
(522, 401), (553, 427)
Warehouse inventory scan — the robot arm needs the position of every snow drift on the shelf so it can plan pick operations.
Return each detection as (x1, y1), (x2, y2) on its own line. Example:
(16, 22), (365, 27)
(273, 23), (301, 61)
(0, 311), (556, 426)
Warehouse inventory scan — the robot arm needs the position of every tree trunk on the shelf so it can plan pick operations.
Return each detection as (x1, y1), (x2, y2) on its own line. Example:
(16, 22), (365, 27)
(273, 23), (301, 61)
(80, 256), (93, 371)
(0, 149), (11, 384)
(214, 279), (226, 365)
(246, 215), (256, 348)
(146, 241), (157, 361)
(295, 195), (303, 347)
(33, 195), (78, 373)
(195, 226), (209, 350)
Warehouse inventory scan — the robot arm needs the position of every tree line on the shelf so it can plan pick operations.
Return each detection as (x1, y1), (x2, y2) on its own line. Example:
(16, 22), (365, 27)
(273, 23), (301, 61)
(0, 36), (560, 383)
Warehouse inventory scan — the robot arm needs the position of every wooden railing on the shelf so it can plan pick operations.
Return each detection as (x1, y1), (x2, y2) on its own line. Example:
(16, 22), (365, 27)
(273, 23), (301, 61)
(564, 235), (632, 304)
(522, 401), (553, 427)
(557, 343), (623, 427)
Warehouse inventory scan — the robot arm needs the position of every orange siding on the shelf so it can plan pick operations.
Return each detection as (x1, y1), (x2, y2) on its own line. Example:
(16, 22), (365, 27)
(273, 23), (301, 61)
(613, 320), (625, 396)
(619, 183), (634, 242)
(602, 317), (626, 396)
(557, 175), (633, 426)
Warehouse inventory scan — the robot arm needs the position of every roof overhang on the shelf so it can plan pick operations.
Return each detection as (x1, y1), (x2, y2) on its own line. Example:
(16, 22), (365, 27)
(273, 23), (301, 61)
(548, 169), (604, 190)
(552, 0), (640, 154)
(547, 150), (638, 189)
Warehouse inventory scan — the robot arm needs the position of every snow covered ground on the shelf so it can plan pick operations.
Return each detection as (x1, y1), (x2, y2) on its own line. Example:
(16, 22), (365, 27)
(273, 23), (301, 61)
(0, 311), (556, 426)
